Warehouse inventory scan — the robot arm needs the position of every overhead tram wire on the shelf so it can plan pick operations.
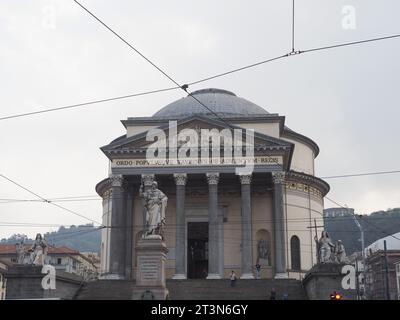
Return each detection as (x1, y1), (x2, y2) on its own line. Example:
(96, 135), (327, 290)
(3, 4), (399, 231)
(320, 170), (400, 180)
(73, 0), (238, 130)
(4, 0), (400, 123)
(292, 0), (295, 53)
(1, 34), (400, 121)
(0, 86), (179, 121)
(3, 167), (400, 204)
(1, 216), (398, 229)
(186, 54), (288, 87)
(0, 174), (103, 226)
(299, 34), (400, 55)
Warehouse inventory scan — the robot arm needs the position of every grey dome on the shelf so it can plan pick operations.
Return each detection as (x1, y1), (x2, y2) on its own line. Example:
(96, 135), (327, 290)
(153, 88), (269, 118)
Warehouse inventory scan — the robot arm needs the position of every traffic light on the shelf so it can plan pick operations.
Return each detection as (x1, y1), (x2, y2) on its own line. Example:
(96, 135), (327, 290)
(330, 291), (343, 300)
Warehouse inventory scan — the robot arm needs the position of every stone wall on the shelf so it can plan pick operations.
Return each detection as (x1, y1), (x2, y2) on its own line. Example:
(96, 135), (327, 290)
(303, 263), (357, 300)
(4, 265), (83, 300)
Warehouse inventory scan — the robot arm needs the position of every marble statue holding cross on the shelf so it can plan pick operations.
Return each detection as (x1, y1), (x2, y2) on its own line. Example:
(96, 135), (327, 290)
(314, 230), (335, 263)
(139, 175), (168, 239)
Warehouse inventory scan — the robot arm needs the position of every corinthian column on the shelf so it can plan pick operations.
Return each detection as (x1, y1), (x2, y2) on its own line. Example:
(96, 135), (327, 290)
(240, 174), (254, 279)
(109, 174), (126, 279)
(206, 173), (221, 279)
(173, 173), (187, 279)
(272, 171), (288, 279)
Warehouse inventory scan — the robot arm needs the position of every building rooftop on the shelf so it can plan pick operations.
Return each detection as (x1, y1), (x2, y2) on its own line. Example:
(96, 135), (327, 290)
(153, 88), (270, 118)
(365, 232), (400, 255)
(0, 244), (79, 255)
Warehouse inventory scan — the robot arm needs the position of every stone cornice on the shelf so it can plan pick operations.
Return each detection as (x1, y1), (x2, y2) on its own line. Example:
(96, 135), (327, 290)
(282, 128), (320, 157)
(103, 145), (291, 157)
(121, 114), (284, 128)
(286, 170), (330, 196)
(95, 178), (111, 197)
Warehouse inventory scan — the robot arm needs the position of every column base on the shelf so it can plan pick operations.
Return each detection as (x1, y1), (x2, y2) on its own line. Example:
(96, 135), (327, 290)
(172, 274), (187, 280)
(206, 273), (222, 279)
(274, 273), (288, 279)
(240, 273), (255, 279)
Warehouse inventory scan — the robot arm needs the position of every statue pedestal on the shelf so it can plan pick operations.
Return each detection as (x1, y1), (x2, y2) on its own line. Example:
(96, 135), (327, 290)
(302, 263), (357, 300)
(132, 237), (169, 300)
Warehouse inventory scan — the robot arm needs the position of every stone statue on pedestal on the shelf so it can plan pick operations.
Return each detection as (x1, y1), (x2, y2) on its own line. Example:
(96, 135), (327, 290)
(16, 239), (26, 264)
(139, 178), (168, 238)
(334, 240), (347, 263)
(315, 230), (335, 263)
(29, 233), (47, 266)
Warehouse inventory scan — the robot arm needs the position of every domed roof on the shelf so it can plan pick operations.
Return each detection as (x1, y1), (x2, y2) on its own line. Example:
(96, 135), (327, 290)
(153, 88), (269, 118)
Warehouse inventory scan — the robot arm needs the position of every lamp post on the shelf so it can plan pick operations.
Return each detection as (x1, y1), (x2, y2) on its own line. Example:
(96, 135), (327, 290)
(352, 214), (366, 299)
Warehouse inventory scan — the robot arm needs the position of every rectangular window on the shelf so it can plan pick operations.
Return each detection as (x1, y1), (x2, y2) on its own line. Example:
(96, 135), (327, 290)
(57, 258), (62, 265)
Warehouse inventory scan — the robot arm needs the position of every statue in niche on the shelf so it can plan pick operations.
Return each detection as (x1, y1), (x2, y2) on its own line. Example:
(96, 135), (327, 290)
(257, 239), (270, 266)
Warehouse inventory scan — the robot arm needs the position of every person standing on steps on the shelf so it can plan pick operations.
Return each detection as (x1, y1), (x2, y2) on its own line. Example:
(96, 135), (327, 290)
(270, 288), (276, 300)
(230, 270), (237, 287)
(255, 263), (261, 279)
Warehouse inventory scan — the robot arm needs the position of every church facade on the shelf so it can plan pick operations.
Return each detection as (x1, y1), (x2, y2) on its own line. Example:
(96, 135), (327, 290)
(96, 88), (329, 280)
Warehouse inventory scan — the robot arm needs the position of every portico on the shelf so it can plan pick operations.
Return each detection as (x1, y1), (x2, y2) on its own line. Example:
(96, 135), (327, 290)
(97, 168), (297, 280)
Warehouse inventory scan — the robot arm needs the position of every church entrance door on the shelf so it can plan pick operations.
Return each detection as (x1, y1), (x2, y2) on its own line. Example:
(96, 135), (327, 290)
(187, 222), (208, 279)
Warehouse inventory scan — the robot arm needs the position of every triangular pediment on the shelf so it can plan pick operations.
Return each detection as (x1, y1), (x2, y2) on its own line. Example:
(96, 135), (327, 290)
(102, 115), (293, 152)
(101, 115), (294, 170)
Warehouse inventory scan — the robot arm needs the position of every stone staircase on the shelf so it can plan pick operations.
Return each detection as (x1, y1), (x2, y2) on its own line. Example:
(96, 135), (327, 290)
(166, 279), (307, 300)
(74, 278), (307, 300)
(74, 280), (136, 300)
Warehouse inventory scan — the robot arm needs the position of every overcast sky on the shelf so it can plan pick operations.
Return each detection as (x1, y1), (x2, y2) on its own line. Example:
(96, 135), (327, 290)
(0, 0), (399, 239)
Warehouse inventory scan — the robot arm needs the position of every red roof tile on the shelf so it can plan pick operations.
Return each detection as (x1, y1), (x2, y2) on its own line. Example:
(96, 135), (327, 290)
(0, 244), (79, 255)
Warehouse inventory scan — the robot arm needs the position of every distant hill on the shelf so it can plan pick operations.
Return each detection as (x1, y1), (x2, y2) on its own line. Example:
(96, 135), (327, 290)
(0, 224), (101, 253)
(324, 208), (400, 255)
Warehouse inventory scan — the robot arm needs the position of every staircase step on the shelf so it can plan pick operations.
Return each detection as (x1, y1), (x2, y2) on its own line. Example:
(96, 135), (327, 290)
(74, 279), (307, 300)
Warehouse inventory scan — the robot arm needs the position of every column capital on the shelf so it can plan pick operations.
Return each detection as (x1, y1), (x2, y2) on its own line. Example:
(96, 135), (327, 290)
(239, 174), (252, 185)
(141, 174), (155, 187)
(206, 173), (220, 185)
(110, 174), (124, 188)
(272, 171), (285, 184)
(173, 173), (187, 186)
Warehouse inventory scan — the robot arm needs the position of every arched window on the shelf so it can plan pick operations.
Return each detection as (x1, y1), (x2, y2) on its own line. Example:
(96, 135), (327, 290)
(290, 235), (301, 271)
